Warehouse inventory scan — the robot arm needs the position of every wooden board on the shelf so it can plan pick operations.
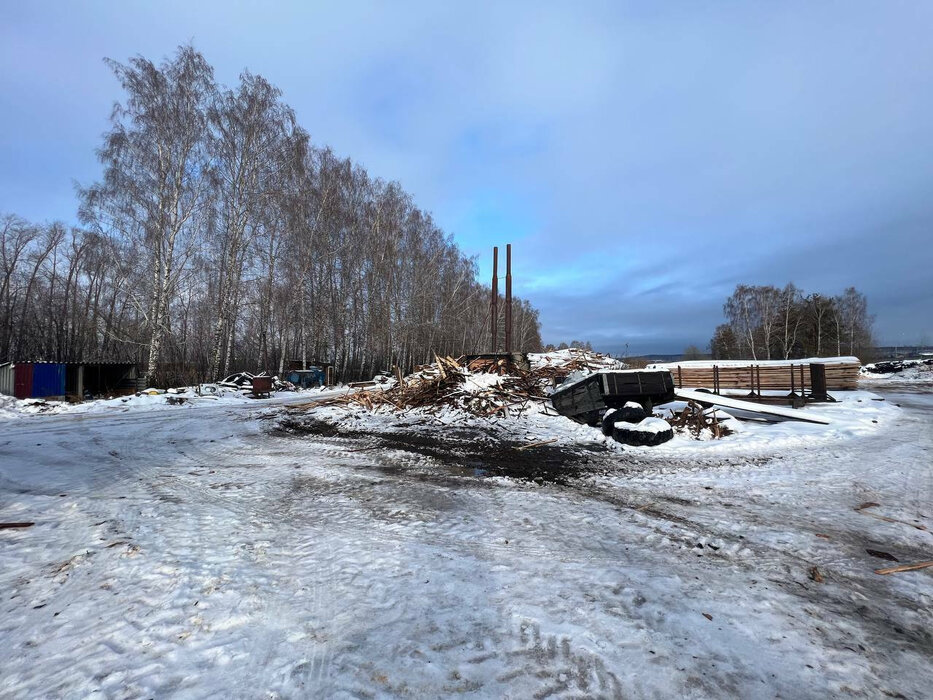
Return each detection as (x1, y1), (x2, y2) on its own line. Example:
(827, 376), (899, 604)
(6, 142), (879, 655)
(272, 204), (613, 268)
(674, 388), (831, 424)
(649, 360), (861, 391)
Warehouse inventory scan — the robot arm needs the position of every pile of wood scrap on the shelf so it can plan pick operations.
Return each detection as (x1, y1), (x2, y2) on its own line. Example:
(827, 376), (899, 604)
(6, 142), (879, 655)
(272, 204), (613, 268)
(529, 348), (626, 383)
(465, 356), (521, 375)
(648, 357), (861, 391)
(313, 355), (549, 418)
(309, 350), (628, 418)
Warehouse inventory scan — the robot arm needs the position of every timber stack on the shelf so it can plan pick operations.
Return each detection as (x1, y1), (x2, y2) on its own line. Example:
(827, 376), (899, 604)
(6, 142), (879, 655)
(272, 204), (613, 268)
(647, 357), (861, 391)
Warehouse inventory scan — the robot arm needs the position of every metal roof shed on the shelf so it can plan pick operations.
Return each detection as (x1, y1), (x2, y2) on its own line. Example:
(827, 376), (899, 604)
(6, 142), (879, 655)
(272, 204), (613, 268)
(0, 361), (139, 399)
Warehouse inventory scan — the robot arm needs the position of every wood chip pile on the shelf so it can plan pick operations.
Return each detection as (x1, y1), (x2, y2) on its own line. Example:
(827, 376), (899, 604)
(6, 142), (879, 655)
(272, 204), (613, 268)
(311, 350), (623, 418)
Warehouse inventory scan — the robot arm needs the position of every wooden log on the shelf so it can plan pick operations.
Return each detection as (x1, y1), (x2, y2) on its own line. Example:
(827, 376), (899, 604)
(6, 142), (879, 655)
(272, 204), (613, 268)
(855, 506), (928, 531)
(516, 438), (559, 450)
(874, 561), (933, 575)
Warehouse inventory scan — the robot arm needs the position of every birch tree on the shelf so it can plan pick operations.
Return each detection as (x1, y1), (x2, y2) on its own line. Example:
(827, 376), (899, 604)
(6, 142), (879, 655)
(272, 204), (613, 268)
(81, 46), (214, 382)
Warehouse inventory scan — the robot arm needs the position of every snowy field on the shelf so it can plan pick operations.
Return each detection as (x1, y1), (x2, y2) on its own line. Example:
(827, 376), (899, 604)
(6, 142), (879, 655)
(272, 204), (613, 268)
(1, 385), (931, 698)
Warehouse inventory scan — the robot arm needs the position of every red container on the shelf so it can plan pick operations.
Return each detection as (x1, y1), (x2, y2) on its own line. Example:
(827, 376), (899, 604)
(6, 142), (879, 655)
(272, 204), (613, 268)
(14, 364), (33, 399)
(251, 376), (272, 397)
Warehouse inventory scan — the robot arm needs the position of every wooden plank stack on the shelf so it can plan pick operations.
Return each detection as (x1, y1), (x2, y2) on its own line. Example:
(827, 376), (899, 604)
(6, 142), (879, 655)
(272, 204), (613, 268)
(647, 357), (861, 391)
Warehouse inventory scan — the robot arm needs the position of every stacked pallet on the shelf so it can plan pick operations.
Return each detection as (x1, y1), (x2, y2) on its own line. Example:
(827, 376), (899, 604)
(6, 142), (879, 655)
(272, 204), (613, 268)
(646, 357), (861, 391)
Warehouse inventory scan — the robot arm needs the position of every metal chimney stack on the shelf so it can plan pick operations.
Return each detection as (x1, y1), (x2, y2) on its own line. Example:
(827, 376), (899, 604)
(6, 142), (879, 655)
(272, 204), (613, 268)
(490, 247), (498, 352)
(505, 244), (512, 353)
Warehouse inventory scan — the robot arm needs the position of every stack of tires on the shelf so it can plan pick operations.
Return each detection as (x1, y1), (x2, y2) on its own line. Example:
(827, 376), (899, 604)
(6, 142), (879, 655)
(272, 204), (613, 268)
(601, 402), (674, 447)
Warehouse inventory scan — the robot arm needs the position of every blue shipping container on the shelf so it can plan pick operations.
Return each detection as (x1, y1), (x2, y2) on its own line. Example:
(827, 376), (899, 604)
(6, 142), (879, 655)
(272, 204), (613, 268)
(287, 368), (325, 388)
(31, 363), (65, 397)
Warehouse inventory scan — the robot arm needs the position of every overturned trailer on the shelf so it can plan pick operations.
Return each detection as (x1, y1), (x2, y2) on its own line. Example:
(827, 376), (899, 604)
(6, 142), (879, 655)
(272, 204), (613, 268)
(550, 369), (676, 425)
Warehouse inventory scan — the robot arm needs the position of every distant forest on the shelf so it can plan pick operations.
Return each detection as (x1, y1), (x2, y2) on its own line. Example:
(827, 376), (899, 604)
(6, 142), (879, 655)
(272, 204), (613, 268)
(710, 284), (874, 361)
(0, 46), (543, 384)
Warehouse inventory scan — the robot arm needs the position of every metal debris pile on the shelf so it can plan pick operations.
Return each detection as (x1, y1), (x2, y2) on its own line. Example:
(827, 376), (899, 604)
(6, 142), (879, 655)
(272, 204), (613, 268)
(218, 371), (295, 392)
(861, 358), (933, 375)
(666, 400), (733, 439)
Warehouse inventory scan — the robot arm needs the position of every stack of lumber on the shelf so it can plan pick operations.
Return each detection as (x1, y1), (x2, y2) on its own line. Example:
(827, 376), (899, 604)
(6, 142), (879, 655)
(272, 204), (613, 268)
(647, 357), (861, 391)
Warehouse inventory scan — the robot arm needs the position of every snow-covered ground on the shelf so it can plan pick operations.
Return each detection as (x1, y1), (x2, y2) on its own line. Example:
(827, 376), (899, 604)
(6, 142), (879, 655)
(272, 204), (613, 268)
(1, 388), (931, 698)
(0, 385), (343, 421)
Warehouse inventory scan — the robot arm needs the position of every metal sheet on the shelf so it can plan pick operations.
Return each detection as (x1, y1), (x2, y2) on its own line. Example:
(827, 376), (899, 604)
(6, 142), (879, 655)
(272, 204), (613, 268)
(0, 363), (14, 396)
(14, 364), (33, 399)
(31, 363), (65, 398)
(674, 388), (831, 424)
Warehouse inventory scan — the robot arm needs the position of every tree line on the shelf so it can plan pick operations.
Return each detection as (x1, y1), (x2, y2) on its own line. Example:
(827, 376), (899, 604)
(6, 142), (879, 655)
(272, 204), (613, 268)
(710, 284), (873, 361)
(542, 340), (594, 352)
(0, 46), (542, 384)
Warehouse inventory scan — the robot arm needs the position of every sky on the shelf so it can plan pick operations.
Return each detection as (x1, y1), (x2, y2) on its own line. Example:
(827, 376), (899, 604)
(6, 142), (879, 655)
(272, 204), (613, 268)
(1, 1), (931, 354)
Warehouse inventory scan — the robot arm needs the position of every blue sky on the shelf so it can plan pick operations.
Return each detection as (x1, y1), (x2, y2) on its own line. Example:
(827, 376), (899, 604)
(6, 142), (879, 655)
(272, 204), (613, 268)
(2, 1), (931, 353)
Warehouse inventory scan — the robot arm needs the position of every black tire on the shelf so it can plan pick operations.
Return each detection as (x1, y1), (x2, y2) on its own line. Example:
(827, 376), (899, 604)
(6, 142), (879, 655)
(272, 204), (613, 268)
(602, 405), (646, 436)
(612, 418), (674, 447)
(601, 409), (619, 436)
(614, 404), (648, 425)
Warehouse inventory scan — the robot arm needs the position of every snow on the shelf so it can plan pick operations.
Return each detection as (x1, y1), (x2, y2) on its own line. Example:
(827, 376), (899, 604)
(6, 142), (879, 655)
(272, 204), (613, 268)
(0, 387), (930, 698)
(618, 416), (671, 434)
(0, 394), (20, 420)
(529, 348), (625, 371)
(461, 372), (506, 394)
(652, 390), (894, 454)
(0, 385), (344, 420)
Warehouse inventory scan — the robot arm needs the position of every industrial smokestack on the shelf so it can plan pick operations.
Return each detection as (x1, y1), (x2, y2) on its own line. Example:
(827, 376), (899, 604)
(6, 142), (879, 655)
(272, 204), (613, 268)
(491, 247), (498, 352)
(505, 244), (512, 353)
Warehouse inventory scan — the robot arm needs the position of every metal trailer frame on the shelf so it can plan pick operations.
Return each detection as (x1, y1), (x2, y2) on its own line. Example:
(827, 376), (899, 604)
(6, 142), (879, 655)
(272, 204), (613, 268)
(550, 370), (676, 425)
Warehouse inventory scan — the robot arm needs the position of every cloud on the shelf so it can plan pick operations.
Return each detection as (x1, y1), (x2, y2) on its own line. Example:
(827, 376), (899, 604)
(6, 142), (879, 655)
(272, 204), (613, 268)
(2, 1), (932, 350)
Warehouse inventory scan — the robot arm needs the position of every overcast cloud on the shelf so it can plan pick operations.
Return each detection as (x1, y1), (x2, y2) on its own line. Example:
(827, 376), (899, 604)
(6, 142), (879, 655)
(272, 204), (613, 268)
(1, 1), (931, 353)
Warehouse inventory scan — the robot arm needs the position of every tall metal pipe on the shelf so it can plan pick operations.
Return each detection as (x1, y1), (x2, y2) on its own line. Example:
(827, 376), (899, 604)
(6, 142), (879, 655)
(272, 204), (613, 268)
(505, 243), (513, 353)
(491, 247), (498, 352)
